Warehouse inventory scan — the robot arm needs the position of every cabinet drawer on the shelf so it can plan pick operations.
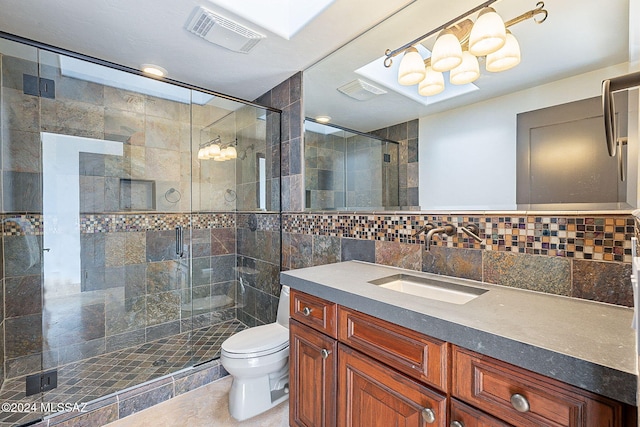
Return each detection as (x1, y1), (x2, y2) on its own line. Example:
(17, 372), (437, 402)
(450, 398), (512, 427)
(290, 289), (337, 338)
(338, 306), (448, 391)
(338, 344), (447, 427)
(452, 346), (625, 427)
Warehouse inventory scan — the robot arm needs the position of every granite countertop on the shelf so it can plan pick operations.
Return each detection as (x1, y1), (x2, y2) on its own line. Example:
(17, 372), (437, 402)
(280, 261), (638, 406)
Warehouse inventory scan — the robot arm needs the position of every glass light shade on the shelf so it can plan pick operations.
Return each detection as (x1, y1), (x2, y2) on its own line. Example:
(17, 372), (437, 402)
(206, 144), (221, 158)
(224, 146), (238, 159)
(213, 154), (227, 162)
(469, 7), (506, 56)
(197, 148), (208, 160)
(450, 51), (480, 85)
(418, 67), (445, 96)
(430, 31), (462, 72)
(397, 47), (426, 86)
(486, 31), (521, 72)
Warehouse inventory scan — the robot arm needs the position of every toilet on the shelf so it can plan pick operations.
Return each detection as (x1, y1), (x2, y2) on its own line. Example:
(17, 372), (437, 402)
(220, 285), (290, 421)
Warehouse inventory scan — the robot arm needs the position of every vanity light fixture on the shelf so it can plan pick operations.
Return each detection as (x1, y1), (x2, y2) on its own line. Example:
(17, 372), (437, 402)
(197, 136), (238, 162)
(384, 1), (547, 96)
(141, 64), (168, 78)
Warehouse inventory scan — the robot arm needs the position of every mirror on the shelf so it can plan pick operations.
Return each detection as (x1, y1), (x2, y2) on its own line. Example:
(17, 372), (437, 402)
(304, 0), (637, 211)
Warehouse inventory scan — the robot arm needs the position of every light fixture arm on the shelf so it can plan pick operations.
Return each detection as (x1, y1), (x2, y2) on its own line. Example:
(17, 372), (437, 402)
(504, 2), (548, 27)
(384, 0), (498, 68)
(384, 1), (548, 69)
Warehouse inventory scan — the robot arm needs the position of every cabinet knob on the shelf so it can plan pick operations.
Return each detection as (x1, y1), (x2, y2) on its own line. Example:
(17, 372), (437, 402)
(320, 349), (331, 359)
(450, 422), (464, 427)
(510, 393), (530, 413)
(421, 408), (436, 424)
(302, 307), (312, 316)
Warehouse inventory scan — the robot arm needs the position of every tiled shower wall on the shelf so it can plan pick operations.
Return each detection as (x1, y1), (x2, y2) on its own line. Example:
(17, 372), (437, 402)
(1, 213), (238, 382)
(304, 129), (399, 210)
(282, 213), (634, 308)
(236, 213), (281, 327)
(371, 120), (419, 208)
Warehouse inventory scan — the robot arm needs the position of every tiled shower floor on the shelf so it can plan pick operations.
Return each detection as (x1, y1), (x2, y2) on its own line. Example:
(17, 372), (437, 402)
(0, 320), (246, 427)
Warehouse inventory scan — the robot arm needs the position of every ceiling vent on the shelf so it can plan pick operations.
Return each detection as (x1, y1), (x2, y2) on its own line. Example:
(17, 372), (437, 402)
(338, 79), (387, 101)
(186, 7), (265, 54)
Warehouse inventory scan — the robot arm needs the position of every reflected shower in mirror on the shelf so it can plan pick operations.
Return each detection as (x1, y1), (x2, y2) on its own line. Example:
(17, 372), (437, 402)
(304, 120), (400, 210)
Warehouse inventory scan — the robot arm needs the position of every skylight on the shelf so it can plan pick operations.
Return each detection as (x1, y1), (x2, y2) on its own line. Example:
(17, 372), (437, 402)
(206, 0), (334, 39)
(355, 44), (478, 106)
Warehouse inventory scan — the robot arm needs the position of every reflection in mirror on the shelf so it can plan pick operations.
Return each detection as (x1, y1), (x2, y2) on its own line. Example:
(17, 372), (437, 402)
(304, 0), (636, 211)
(304, 120), (399, 210)
(516, 93), (635, 210)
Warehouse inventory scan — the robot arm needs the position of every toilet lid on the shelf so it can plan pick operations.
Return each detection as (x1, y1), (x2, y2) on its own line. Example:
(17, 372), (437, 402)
(222, 323), (289, 357)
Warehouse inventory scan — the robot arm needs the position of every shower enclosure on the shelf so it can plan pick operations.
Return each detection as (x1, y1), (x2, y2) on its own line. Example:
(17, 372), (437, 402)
(0, 35), (281, 426)
(304, 120), (399, 210)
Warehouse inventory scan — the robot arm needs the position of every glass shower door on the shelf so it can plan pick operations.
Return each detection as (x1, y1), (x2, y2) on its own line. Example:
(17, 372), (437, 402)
(36, 49), (195, 410)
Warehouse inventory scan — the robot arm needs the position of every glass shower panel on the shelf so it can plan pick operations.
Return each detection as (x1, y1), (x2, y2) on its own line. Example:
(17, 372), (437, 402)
(37, 49), (194, 408)
(0, 37), (45, 427)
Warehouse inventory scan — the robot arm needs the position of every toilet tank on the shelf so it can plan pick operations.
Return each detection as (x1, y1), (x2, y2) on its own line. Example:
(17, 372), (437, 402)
(276, 285), (290, 328)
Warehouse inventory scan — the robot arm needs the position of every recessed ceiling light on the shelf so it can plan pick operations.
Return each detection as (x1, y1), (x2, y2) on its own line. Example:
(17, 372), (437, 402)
(141, 64), (167, 78)
(315, 115), (331, 123)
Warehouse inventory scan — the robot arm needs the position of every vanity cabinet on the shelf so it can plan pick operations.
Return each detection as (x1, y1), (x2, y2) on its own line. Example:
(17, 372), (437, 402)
(289, 320), (337, 427)
(452, 346), (627, 427)
(290, 290), (338, 427)
(289, 289), (635, 427)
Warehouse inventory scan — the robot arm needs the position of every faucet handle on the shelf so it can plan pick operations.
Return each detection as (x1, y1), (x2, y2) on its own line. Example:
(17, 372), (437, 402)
(459, 224), (485, 245)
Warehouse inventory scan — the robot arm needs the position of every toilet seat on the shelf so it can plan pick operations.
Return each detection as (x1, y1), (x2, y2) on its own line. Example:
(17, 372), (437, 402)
(221, 323), (289, 359)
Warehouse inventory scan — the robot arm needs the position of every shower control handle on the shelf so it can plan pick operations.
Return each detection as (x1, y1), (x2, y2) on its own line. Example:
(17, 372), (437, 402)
(175, 226), (184, 258)
(302, 307), (312, 317)
(320, 349), (331, 359)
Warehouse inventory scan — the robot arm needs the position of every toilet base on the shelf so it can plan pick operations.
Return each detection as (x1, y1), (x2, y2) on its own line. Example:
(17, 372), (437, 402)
(228, 362), (289, 421)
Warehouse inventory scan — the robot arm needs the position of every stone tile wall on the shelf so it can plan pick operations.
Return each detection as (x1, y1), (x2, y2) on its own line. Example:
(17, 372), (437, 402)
(236, 213), (282, 327)
(304, 129), (400, 210)
(1, 213), (238, 381)
(256, 72), (303, 211)
(282, 213), (634, 307)
(371, 119), (419, 207)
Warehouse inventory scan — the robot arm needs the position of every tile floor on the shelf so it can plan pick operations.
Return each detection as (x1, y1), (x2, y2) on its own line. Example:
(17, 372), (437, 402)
(0, 320), (246, 427)
(104, 376), (289, 427)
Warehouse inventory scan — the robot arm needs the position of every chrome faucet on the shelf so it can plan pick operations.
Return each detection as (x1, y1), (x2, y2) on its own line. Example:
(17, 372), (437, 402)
(459, 224), (485, 245)
(425, 224), (456, 251)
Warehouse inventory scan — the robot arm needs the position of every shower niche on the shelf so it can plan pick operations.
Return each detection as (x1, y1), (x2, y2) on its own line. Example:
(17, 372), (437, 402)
(0, 35), (281, 426)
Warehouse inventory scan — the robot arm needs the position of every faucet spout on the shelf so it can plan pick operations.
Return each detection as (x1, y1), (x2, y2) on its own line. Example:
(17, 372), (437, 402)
(412, 223), (435, 238)
(424, 224), (455, 251)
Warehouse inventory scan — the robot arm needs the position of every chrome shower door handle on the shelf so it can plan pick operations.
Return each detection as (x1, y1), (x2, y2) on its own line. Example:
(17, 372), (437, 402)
(176, 226), (184, 258)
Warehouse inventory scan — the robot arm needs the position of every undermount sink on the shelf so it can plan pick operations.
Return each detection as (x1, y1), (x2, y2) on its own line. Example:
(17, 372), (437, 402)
(368, 274), (488, 305)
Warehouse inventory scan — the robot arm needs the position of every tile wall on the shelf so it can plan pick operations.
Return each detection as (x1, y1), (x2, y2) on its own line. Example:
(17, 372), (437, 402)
(370, 119), (419, 207)
(1, 212), (238, 382)
(281, 213), (634, 307)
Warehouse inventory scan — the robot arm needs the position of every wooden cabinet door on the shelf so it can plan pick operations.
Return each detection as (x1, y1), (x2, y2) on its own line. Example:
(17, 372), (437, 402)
(290, 320), (337, 427)
(338, 344), (446, 427)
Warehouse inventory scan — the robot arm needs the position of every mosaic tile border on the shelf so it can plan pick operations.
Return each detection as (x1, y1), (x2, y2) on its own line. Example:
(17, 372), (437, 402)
(282, 213), (634, 263)
(1, 213), (237, 236)
(236, 213), (281, 232)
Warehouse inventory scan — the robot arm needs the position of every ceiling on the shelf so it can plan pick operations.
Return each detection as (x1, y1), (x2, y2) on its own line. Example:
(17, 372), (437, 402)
(0, 0), (412, 101)
(0, 0), (632, 133)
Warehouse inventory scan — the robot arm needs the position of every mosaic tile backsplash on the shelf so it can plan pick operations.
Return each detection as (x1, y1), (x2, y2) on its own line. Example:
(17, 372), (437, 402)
(282, 213), (634, 262)
(282, 212), (635, 307)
